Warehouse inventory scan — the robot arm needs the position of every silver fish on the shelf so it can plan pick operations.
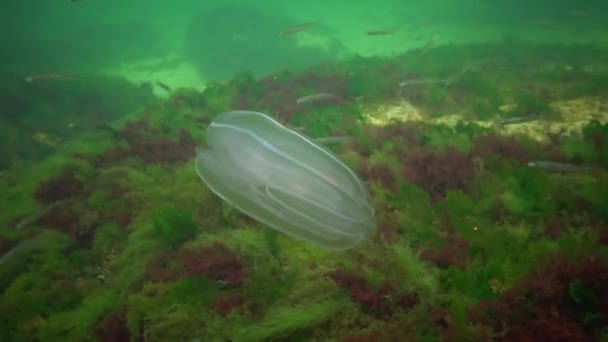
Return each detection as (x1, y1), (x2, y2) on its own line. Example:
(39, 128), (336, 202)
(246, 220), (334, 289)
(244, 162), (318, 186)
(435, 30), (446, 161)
(500, 115), (539, 126)
(399, 78), (444, 87)
(527, 161), (593, 173)
(15, 201), (62, 230)
(296, 93), (335, 105)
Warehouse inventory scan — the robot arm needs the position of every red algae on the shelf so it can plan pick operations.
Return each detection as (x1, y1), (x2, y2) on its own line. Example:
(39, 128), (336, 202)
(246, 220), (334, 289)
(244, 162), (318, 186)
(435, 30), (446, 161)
(92, 147), (129, 168)
(362, 163), (397, 192)
(34, 168), (83, 203)
(373, 220), (400, 243)
(470, 133), (529, 163)
(145, 243), (247, 285)
(36, 203), (89, 242)
(145, 244), (245, 286)
(95, 311), (130, 342)
(505, 310), (592, 342)
(469, 255), (608, 341)
(598, 222), (608, 245)
(127, 127), (195, 165)
(232, 71), (349, 123)
(420, 235), (470, 270)
(94, 119), (195, 166)
(145, 252), (182, 283)
(329, 269), (392, 318)
(400, 147), (475, 201)
(329, 269), (418, 319)
(178, 242), (245, 286)
(212, 294), (244, 316)
(112, 209), (133, 229)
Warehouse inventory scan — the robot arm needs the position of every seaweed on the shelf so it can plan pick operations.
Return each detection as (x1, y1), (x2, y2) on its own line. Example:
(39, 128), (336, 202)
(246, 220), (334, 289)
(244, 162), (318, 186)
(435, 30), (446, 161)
(400, 146), (475, 200)
(152, 207), (198, 249)
(212, 294), (244, 316)
(94, 310), (130, 342)
(34, 168), (84, 204)
(469, 255), (608, 341)
(237, 299), (346, 341)
(471, 133), (530, 164)
(329, 269), (393, 318)
(178, 242), (245, 286)
(420, 234), (470, 270)
(3, 40), (608, 341)
(506, 93), (553, 119)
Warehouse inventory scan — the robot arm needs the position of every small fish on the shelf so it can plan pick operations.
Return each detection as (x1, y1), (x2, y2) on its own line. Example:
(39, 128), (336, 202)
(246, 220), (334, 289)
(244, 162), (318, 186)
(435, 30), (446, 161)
(296, 93), (335, 105)
(366, 29), (397, 36)
(0, 239), (42, 266)
(443, 64), (472, 85)
(398, 78), (444, 87)
(399, 65), (470, 88)
(278, 21), (319, 36)
(24, 72), (79, 83)
(527, 161), (593, 174)
(419, 34), (438, 55)
(156, 81), (172, 93)
(500, 115), (538, 125)
(15, 201), (63, 230)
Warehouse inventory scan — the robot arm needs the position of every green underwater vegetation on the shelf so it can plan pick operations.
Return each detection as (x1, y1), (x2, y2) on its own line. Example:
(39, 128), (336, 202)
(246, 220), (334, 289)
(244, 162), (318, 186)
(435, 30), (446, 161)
(1, 40), (608, 341)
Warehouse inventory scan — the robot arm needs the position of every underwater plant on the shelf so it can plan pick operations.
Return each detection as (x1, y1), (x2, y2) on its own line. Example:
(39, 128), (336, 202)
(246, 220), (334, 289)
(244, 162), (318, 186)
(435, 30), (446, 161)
(469, 255), (608, 341)
(178, 241), (245, 286)
(34, 168), (84, 204)
(505, 93), (552, 119)
(152, 207), (198, 248)
(195, 110), (375, 251)
(400, 146), (475, 200)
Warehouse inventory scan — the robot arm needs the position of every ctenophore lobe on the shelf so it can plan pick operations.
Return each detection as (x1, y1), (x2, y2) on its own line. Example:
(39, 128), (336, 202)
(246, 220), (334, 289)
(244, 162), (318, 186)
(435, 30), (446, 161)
(195, 111), (375, 251)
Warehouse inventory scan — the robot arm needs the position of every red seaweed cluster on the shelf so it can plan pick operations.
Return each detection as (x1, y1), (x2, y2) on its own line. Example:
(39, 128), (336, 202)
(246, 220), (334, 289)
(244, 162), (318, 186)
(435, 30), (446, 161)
(129, 128), (195, 164)
(94, 118), (195, 166)
(34, 168), (83, 203)
(599, 222), (608, 245)
(212, 294), (244, 316)
(400, 147), (475, 201)
(329, 269), (418, 319)
(383, 122), (421, 147)
(145, 252), (182, 282)
(373, 218), (400, 243)
(178, 242), (245, 286)
(34, 172), (134, 242)
(94, 311), (130, 342)
(360, 162), (397, 192)
(146, 242), (245, 286)
(0, 238), (14, 256)
(232, 71), (349, 123)
(37, 203), (96, 245)
(470, 133), (529, 163)
(420, 235), (470, 270)
(469, 255), (608, 341)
